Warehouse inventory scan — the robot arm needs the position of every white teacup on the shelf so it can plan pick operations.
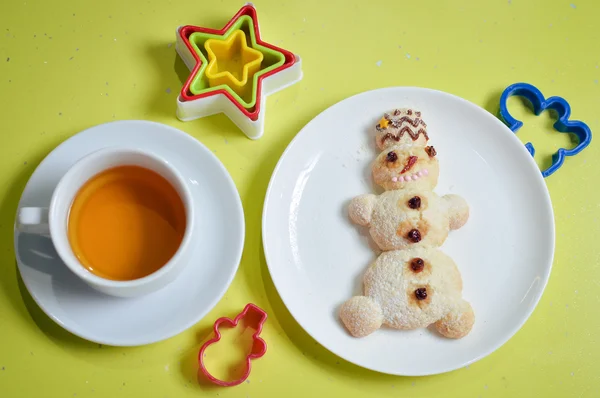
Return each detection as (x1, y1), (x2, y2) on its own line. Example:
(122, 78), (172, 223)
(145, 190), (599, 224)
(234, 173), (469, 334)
(16, 147), (195, 297)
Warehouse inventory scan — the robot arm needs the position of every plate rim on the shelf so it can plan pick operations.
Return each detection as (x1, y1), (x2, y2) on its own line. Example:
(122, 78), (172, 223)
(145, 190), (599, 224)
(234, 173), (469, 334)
(14, 120), (245, 346)
(262, 86), (555, 376)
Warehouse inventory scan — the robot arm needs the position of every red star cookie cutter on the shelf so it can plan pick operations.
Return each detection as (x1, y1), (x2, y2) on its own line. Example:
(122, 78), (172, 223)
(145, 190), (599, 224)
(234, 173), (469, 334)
(198, 303), (268, 387)
(175, 3), (302, 139)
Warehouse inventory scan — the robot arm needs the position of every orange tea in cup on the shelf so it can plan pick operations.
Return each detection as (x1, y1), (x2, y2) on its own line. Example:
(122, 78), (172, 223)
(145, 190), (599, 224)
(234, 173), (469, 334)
(67, 165), (186, 281)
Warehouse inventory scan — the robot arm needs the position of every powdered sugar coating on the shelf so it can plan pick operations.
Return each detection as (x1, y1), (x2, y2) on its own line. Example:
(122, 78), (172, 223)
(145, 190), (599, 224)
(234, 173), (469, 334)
(443, 194), (470, 230)
(339, 296), (383, 338)
(348, 189), (470, 251)
(348, 194), (377, 226)
(372, 145), (439, 191)
(340, 249), (474, 337)
(341, 106), (473, 339)
(434, 299), (475, 338)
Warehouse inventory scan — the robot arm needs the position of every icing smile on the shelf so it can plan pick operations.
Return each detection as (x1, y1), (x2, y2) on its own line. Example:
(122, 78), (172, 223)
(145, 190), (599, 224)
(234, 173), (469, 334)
(391, 168), (429, 183)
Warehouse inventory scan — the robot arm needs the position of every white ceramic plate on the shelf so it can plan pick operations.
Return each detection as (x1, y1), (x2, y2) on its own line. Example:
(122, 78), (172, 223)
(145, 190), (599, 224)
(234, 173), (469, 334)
(262, 87), (554, 376)
(15, 121), (244, 346)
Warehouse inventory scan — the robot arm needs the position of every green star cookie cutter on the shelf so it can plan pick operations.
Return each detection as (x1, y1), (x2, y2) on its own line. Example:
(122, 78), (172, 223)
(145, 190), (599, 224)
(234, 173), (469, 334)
(187, 15), (285, 108)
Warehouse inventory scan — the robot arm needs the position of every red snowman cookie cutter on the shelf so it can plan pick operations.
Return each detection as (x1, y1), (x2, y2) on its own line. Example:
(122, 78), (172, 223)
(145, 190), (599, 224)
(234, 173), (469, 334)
(198, 303), (267, 387)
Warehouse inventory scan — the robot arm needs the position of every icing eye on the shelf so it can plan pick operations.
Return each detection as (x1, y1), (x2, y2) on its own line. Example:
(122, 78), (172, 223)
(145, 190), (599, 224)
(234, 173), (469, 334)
(410, 258), (424, 272)
(414, 288), (427, 300)
(407, 196), (421, 209)
(406, 229), (421, 243)
(400, 156), (418, 174)
(425, 146), (437, 157)
(386, 151), (398, 162)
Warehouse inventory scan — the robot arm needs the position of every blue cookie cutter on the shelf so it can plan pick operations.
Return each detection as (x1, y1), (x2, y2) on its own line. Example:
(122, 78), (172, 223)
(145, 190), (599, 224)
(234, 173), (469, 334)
(498, 82), (592, 178)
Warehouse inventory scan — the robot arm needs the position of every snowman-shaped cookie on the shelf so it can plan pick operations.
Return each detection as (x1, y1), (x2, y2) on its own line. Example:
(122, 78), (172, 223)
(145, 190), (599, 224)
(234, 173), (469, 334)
(350, 108), (469, 250)
(348, 188), (469, 251)
(339, 248), (475, 338)
(372, 108), (439, 191)
(372, 143), (440, 191)
(341, 108), (473, 339)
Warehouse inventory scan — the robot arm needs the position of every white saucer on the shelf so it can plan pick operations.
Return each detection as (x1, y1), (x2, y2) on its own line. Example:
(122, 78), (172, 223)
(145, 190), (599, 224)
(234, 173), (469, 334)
(262, 87), (555, 375)
(14, 120), (244, 346)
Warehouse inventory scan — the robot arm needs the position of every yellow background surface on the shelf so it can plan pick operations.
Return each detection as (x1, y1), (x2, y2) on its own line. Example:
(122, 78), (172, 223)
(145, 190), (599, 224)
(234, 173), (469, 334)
(1, 0), (599, 396)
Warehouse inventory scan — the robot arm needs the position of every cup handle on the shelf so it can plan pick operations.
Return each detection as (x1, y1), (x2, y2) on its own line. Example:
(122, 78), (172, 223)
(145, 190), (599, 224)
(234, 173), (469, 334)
(17, 207), (50, 235)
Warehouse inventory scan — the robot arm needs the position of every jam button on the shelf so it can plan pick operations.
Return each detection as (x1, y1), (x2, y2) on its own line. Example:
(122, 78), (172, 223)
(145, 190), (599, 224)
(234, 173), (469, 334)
(410, 258), (424, 272)
(407, 229), (421, 243)
(425, 146), (437, 158)
(415, 288), (427, 300)
(386, 151), (398, 162)
(407, 196), (421, 209)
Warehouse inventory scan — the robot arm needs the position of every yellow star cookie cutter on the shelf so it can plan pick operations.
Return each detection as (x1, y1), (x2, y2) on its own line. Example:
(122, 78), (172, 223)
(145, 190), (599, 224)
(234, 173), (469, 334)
(204, 29), (263, 98)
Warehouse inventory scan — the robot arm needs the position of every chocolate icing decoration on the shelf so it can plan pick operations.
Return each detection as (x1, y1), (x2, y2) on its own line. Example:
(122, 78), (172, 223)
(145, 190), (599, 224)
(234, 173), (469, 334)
(380, 126), (429, 146)
(390, 116), (427, 129)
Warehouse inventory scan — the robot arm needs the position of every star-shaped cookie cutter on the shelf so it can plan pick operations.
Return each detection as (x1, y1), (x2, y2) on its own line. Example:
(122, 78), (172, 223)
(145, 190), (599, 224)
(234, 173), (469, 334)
(204, 29), (263, 98)
(175, 3), (303, 140)
(198, 303), (267, 387)
(499, 82), (592, 177)
(183, 15), (285, 109)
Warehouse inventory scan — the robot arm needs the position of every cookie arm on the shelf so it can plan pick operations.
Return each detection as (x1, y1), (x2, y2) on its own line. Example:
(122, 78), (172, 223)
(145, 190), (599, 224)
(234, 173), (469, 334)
(339, 296), (383, 338)
(348, 194), (377, 227)
(434, 300), (475, 339)
(442, 194), (469, 230)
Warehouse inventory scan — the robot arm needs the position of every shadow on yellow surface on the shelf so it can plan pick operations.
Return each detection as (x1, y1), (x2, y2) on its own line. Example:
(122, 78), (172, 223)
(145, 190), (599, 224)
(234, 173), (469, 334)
(143, 42), (187, 119)
(483, 89), (505, 116)
(177, 326), (218, 391)
(16, 271), (104, 350)
(173, 51), (192, 90)
(0, 164), (38, 321)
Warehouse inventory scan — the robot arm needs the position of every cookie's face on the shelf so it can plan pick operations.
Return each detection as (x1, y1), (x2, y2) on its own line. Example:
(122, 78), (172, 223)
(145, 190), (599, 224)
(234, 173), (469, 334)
(368, 189), (449, 251)
(363, 248), (463, 330)
(372, 145), (439, 191)
(374, 108), (429, 150)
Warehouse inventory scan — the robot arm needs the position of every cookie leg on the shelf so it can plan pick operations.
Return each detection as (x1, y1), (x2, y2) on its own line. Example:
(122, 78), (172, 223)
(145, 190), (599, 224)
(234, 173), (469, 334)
(339, 296), (383, 337)
(442, 194), (469, 230)
(434, 300), (475, 339)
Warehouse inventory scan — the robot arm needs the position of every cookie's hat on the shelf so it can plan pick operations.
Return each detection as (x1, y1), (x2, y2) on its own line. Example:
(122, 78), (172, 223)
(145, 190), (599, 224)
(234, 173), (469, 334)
(374, 108), (429, 151)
